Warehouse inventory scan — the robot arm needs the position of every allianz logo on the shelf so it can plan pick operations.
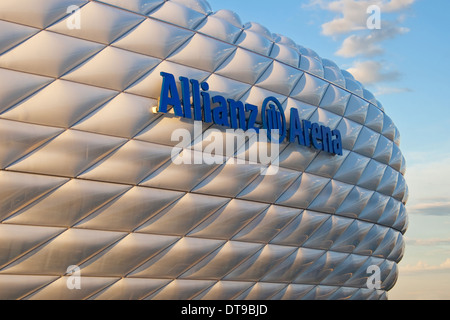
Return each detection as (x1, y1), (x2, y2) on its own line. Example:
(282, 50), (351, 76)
(155, 72), (344, 175)
(157, 72), (343, 156)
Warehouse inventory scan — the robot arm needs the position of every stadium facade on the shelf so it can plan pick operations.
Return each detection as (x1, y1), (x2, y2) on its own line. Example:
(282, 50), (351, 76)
(0, 0), (408, 300)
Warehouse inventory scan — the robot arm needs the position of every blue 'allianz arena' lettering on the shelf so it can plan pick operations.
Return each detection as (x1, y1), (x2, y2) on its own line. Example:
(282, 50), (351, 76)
(158, 72), (343, 156)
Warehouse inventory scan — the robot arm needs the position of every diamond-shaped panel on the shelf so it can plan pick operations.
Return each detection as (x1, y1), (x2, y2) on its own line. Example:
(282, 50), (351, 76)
(0, 0), (408, 301)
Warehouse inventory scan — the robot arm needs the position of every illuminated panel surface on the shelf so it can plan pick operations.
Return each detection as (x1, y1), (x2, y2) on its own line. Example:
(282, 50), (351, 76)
(0, 0), (408, 300)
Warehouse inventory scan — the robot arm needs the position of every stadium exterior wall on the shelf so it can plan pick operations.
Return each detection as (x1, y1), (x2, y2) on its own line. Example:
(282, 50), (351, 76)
(0, 0), (408, 300)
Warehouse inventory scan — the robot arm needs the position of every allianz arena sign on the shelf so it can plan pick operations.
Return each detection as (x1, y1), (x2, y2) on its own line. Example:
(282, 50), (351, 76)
(0, 0), (408, 301)
(158, 72), (343, 155)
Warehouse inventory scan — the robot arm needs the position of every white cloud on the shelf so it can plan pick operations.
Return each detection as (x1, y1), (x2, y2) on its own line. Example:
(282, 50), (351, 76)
(308, 0), (415, 85)
(400, 258), (450, 273)
(407, 202), (450, 216)
(383, 0), (415, 13)
(337, 34), (384, 57)
(406, 238), (450, 246)
(336, 23), (409, 57)
(405, 156), (450, 209)
(346, 60), (400, 84)
(311, 0), (415, 36)
(321, 0), (369, 36)
(374, 86), (412, 96)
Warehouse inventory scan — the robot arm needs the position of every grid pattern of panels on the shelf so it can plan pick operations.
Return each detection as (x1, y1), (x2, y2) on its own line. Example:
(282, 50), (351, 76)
(0, 0), (407, 300)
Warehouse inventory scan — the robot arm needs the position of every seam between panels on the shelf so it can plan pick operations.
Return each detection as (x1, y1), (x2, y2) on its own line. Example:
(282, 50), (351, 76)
(84, 277), (123, 300)
(0, 166), (407, 234)
(5, 250), (397, 299)
(78, 190), (187, 234)
(130, 195), (233, 238)
(123, 244), (229, 299)
(0, 1), (405, 301)
(109, 236), (183, 279)
(0, 174), (70, 223)
(185, 242), (261, 281)
(143, 281), (387, 300)
(87, 276), (171, 300)
(75, 0), (389, 111)
(0, 227), (67, 273)
(133, 233), (262, 292)
(67, 186), (134, 226)
(137, 277), (216, 300)
(0, 39), (401, 152)
(269, 247), (331, 289)
(17, 232), (130, 300)
(46, 14), (161, 129)
(185, 202), (271, 240)
(43, 187), (185, 271)
(15, 277), (59, 300)
(1, 112), (401, 190)
(3, 171), (405, 236)
(2, 129), (127, 179)
(229, 202), (304, 245)
(172, 123), (293, 196)
(72, 136), (159, 183)
(121, 193), (243, 279)
(303, 146), (351, 178)
(127, 228), (400, 281)
(208, 248), (332, 297)
(121, 232), (226, 278)
(0, 68), (402, 173)
(0, 4), (387, 112)
(0, 6), (405, 246)
(1, 18), (165, 114)
(0, 0), (92, 56)
(170, 241), (261, 293)
(189, 280), (221, 300)
(0, 42), (109, 117)
(213, 244), (298, 287)
(281, 251), (385, 291)
(126, 230), (401, 264)
(6, 275), (390, 295)
(266, 283), (292, 300)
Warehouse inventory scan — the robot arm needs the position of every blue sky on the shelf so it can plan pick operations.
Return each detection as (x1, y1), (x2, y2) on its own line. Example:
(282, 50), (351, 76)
(207, 0), (450, 299)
